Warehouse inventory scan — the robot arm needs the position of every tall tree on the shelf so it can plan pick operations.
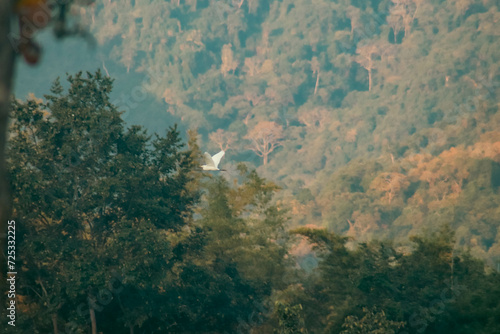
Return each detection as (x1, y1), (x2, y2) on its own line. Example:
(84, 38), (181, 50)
(246, 121), (284, 165)
(387, 2), (405, 42)
(310, 57), (321, 96)
(209, 129), (238, 151)
(355, 44), (379, 91)
(1, 0), (91, 290)
(221, 43), (239, 77)
(8, 71), (199, 333)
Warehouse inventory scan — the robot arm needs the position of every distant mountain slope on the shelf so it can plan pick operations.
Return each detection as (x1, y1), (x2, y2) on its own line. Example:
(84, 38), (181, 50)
(83, 0), (500, 264)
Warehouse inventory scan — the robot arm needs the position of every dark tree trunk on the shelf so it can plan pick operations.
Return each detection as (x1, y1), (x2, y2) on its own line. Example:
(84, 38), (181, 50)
(90, 306), (97, 334)
(0, 1), (15, 291)
(52, 313), (59, 334)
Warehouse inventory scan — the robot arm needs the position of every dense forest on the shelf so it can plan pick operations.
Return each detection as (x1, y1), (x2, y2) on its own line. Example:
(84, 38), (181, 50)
(75, 0), (500, 265)
(8, 71), (500, 333)
(5, 0), (500, 332)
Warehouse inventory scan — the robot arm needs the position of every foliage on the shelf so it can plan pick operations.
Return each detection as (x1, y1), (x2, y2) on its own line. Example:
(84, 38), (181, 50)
(274, 302), (308, 334)
(341, 308), (405, 334)
(289, 225), (500, 334)
(8, 0), (500, 331)
(79, 0), (500, 265)
(7, 71), (297, 332)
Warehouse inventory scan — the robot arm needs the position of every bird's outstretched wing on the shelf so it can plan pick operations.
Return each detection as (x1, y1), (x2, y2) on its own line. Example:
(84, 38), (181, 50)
(211, 150), (225, 168)
(203, 152), (215, 168)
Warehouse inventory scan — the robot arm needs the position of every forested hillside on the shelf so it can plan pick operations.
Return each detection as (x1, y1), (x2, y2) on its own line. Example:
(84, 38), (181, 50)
(74, 0), (500, 265)
(7, 0), (500, 332)
(8, 72), (500, 333)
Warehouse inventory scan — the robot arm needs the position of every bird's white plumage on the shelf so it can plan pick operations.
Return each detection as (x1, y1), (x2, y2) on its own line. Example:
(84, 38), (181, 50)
(203, 152), (215, 167)
(211, 150), (225, 168)
(202, 150), (225, 170)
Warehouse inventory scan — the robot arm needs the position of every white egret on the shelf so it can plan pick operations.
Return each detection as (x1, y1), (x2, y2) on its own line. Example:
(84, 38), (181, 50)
(201, 150), (226, 171)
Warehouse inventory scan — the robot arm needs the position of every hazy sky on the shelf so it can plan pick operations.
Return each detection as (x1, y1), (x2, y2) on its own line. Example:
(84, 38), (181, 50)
(14, 31), (182, 136)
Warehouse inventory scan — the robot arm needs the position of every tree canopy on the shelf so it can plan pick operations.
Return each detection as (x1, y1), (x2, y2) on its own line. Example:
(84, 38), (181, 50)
(68, 0), (500, 266)
(5, 0), (500, 332)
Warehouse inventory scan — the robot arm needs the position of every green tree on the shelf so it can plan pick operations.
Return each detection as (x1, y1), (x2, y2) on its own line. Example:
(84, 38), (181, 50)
(274, 302), (308, 334)
(8, 71), (199, 333)
(341, 308), (405, 334)
(1, 0), (91, 293)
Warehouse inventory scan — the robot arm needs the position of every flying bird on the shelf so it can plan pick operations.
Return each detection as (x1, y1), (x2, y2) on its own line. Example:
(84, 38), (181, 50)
(202, 150), (226, 171)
